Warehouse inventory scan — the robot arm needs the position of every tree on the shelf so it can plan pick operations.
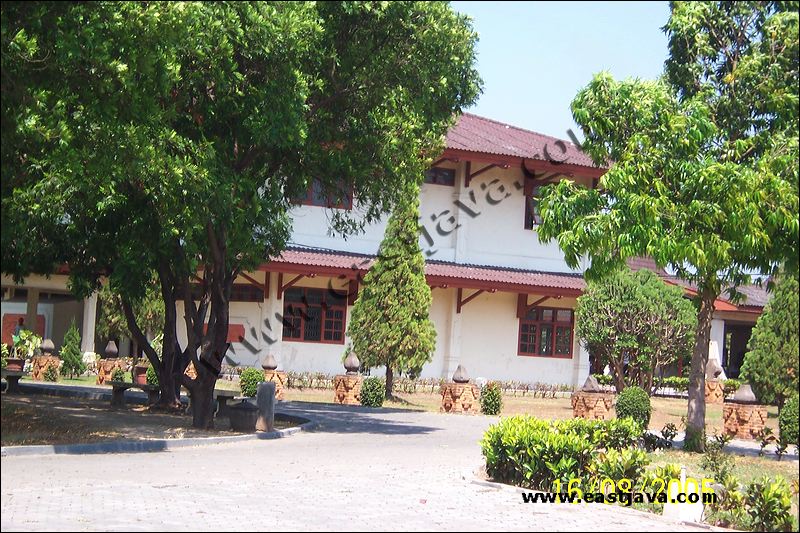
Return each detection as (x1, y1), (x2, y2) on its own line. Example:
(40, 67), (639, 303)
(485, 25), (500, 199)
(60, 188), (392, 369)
(576, 268), (697, 394)
(348, 184), (437, 398)
(60, 320), (85, 379)
(96, 279), (165, 357)
(538, 2), (798, 451)
(1, 2), (481, 427)
(740, 274), (799, 407)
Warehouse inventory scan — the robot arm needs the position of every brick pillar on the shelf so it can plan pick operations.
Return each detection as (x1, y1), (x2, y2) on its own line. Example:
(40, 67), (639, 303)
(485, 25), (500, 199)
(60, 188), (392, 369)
(571, 391), (615, 420)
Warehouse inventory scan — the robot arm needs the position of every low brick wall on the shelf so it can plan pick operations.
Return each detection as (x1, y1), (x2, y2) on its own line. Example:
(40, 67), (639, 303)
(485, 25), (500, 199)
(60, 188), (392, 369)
(571, 391), (614, 420)
(30, 355), (60, 381)
(333, 374), (362, 405)
(723, 402), (767, 440)
(264, 370), (287, 401)
(440, 382), (479, 414)
(96, 358), (126, 385)
(705, 379), (724, 404)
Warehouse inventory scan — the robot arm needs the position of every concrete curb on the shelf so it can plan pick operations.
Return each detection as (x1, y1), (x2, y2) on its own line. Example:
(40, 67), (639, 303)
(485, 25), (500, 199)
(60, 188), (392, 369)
(1, 417), (316, 457)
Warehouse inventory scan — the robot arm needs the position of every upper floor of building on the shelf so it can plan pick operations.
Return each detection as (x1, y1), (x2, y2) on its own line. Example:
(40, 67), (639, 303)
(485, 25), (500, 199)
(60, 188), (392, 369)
(288, 113), (605, 274)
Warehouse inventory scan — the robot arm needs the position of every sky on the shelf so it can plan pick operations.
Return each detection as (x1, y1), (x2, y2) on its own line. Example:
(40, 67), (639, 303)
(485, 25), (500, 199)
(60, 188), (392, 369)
(451, 1), (671, 140)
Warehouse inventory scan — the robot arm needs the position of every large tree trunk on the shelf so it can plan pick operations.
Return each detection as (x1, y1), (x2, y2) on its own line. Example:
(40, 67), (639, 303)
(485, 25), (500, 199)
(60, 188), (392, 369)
(190, 369), (217, 429)
(385, 365), (394, 399)
(684, 288), (717, 452)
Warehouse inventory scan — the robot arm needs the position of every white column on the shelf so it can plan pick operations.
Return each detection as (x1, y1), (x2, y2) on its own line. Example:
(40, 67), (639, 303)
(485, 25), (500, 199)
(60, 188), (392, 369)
(265, 272), (284, 365)
(708, 317), (727, 379)
(572, 337), (591, 389)
(81, 292), (98, 354)
(442, 289), (462, 380)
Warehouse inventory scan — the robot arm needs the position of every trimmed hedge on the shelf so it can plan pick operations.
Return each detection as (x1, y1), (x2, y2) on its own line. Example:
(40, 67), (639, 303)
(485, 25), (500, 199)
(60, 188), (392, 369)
(239, 367), (264, 397)
(480, 381), (503, 415)
(779, 395), (798, 446)
(360, 377), (385, 407)
(616, 386), (651, 429)
(480, 416), (643, 490)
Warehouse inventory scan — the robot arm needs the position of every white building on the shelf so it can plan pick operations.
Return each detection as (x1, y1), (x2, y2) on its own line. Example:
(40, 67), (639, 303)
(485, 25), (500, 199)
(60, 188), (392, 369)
(1, 113), (768, 385)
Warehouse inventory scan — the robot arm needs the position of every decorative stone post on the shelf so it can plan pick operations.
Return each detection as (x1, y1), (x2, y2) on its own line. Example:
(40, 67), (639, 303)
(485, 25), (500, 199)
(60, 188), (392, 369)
(261, 354), (287, 401)
(723, 383), (767, 440)
(440, 364), (479, 414)
(333, 351), (363, 405)
(571, 375), (615, 420)
(704, 358), (725, 404)
(31, 339), (61, 381)
(96, 341), (125, 385)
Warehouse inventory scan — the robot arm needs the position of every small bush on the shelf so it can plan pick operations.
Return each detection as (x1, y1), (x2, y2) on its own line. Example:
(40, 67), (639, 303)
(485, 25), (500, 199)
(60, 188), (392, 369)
(60, 320), (86, 378)
(239, 367), (264, 397)
(723, 378), (742, 397)
(615, 386), (651, 429)
(778, 394), (798, 446)
(745, 477), (795, 532)
(480, 381), (503, 415)
(700, 441), (736, 480)
(146, 365), (159, 386)
(111, 368), (126, 382)
(360, 377), (385, 407)
(43, 364), (59, 382)
(480, 416), (643, 490)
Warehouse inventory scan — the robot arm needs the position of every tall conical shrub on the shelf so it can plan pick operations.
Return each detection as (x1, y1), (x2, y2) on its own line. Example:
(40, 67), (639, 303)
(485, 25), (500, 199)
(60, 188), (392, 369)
(348, 183), (436, 397)
(61, 320), (86, 378)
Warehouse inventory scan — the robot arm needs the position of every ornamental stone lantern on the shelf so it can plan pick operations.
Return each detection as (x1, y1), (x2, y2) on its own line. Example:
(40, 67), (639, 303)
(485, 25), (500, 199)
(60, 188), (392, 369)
(723, 383), (767, 440)
(571, 375), (615, 420)
(333, 350), (362, 405)
(31, 338), (61, 381)
(704, 358), (725, 404)
(261, 353), (286, 401)
(96, 340), (125, 385)
(440, 364), (479, 414)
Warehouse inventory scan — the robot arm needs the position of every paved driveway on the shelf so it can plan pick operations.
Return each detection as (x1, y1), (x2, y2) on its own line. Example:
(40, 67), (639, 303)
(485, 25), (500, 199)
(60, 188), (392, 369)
(1, 401), (717, 531)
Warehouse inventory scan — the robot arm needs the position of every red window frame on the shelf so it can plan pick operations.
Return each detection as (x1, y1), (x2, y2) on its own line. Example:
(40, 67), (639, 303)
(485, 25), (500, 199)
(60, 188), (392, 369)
(294, 179), (353, 210)
(523, 184), (543, 229)
(518, 307), (574, 358)
(281, 287), (347, 345)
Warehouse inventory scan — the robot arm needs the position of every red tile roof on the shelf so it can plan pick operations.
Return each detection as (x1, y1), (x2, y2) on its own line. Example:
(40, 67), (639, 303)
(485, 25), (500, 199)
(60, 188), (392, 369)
(446, 113), (599, 170)
(265, 247), (584, 295)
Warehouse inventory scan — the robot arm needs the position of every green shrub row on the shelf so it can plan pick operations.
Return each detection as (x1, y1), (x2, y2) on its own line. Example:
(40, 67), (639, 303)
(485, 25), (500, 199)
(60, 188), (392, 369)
(480, 416), (643, 490)
(590, 374), (742, 396)
(239, 367), (264, 397)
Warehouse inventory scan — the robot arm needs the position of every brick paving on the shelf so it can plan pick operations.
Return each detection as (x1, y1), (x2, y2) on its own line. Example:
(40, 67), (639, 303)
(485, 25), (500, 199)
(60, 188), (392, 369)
(2, 401), (721, 531)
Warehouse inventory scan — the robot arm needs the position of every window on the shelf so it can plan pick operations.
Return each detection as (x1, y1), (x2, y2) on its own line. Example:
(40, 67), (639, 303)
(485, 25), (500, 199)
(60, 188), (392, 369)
(294, 179), (353, 209)
(423, 167), (456, 186)
(185, 283), (264, 302)
(524, 184), (543, 229)
(282, 287), (347, 344)
(518, 307), (574, 358)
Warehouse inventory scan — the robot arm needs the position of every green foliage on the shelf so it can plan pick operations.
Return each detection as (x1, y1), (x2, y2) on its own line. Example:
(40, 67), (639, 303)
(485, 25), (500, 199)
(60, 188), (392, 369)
(778, 394), (799, 446)
(347, 184), (437, 394)
(1, 1), (481, 425)
(615, 386), (651, 429)
(744, 477), (795, 532)
(591, 448), (649, 485)
(145, 365), (159, 387)
(539, 2), (799, 450)
(661, 423), (678, 446)
(111, 368), (127, 383)
(577, 268), (696, 393)
(12, 330), (41, 360)
(239, 368), (264, 397)
(43, 363), (59, 382)
(480, 416), (643, 490)
(705, 473), (747, 529)
(480, 381), (503, 416)
(359, 377), (385, 408)
(700, 441), (736, 481)
(96, 281), (164, 346)
(60, 320), (85, 378)
(591, 373), (613, 386)
(741, 275), (799, 406)
(723, 378), (742, 397)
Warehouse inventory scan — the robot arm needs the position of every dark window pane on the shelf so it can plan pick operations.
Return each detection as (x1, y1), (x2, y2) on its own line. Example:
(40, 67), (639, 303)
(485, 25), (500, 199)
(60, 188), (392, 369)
(305, 289), (323, 304)
(541, 309), (554, 322)
(524, 308), (538, 320)
(333, 331), (342, 341)
(284, 287), (303, 303)
(555, 326), (572, 355)
(538, 325), (553, 355)
(424, 167), (456, 186)
(303, 306), (322, 341)
(327, 289), (348, 306)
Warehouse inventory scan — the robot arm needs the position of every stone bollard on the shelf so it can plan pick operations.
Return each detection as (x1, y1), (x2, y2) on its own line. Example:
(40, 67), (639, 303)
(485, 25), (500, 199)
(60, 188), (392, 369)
(571, 375), (614, 420)
(333, 350), (363, 405)
(261, 354), (287, 401)
(704, 358), (725, 404)
(440, 364), (479, 414)
(723, 383), (767, 440)
(255, 381), (276, 432)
